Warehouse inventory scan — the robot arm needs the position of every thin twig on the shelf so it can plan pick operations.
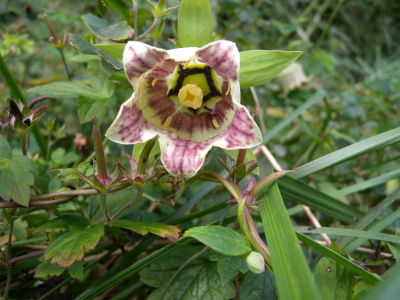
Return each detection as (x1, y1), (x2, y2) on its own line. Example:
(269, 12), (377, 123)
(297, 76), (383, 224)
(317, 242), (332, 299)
(110, 186), (143, 221)
(7, 250), (45, 267)
(255, 144), (332, 246)
(314, 240), (393, 258)
(250, 87), (267, 134)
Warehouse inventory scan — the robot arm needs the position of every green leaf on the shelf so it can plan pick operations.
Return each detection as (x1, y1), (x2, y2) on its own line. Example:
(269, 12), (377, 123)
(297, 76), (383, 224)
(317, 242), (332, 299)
(82, 14), (133, 40)
(35, 259), (65, 278)
(293, 127), (400, 179)
(69, 259), (85, 280)
(279, 176), (364, 224)
(295, 226), (400, 244)
(388, 243), (400, 261)
(209, 252), (248, 285)
(28, 82), (102, 99)
(36, 214), (89, 232)
(0, 135), (37, 206)
(76, 96), (109, 124)
(262, 90), (325, 143)
(140, 246), (236, 300)
(58, 168), (80, 182)
(43, 223), (104, 267)
(296, 233), (381, 284)
(183, 225), (252, 256)
(132, 140), (160, 162)
(178, 0), (213, 47)
(95, 44), (125, 63)
(315, 243), (354, 300)
(359, 263), (400, 300)
(112, 220), (180, 243)
(239, 50), (302, 89)
(69, 34), (124, 70)
(224, 148), (259, 175)
(240, 269), (278, 300)
(101, 0), (130, 20)
(259, 175), (320, 300)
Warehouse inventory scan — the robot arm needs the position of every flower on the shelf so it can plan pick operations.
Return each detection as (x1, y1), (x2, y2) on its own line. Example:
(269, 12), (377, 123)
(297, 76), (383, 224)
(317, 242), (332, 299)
(106, 40), (262, 178)
(275, 62), (308, 98)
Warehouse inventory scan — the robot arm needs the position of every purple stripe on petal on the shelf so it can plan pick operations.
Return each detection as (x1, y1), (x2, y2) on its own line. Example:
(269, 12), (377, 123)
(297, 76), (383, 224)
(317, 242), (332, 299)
(123, 42), (169, 84)
(196, 41), (240, 82)
(221, 104), (262, 149)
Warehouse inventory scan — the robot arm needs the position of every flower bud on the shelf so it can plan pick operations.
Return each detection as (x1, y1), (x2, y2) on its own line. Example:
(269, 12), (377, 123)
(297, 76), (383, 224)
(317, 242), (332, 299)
(275, 62), (308, 97)
(246, 251), (265, 274)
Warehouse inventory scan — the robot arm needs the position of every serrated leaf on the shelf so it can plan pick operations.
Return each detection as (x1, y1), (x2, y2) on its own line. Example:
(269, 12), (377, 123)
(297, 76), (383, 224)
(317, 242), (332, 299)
(82, 14), (133, 40)
(69, 34), (124, 70)
(36, 214), (89, 232)
(69, 259), (85, 280)
(240, 269), (278, 300)
(210, 251), (248, 285)
(178, 0), (213, 47)
(59, 168), (80, 182)
(112, 220), (180, 243)
(0, 135), (37, 206)
(315, 257), (354, 300)
(183, 225), (251, 256)
(76, 96), (109, 124)
(78, 162), (93, 177)
(140, 246), (236, 300)
(44, 223), (104, 267)
(240, 50), (302, 89)
(35, 259), (65, 278)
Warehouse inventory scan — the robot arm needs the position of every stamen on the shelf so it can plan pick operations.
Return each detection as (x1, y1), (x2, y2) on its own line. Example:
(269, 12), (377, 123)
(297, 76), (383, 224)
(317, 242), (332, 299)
(212, 118), (220, 128)
(226, 81), (231, 95)
(183, 59), (192, 70)
(164, 116), (173, 127)
(152, 78), (158, 87)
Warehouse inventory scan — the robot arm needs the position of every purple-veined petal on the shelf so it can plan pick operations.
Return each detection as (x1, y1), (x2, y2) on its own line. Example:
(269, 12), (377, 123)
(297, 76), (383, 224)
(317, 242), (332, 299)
(196, 40), (239, 82)
(105, 94), (159, 144)
(166, 47), (198, 62)
(214, 103), (262, 149)
(139, 76), (236, 142)
(159, 131), (228, 178)
(124, 41), (169, 86)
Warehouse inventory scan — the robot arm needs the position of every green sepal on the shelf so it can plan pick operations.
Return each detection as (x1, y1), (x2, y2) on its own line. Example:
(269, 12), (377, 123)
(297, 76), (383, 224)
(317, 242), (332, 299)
(178, 0), (213, 47)
(137, 137), (158, 176)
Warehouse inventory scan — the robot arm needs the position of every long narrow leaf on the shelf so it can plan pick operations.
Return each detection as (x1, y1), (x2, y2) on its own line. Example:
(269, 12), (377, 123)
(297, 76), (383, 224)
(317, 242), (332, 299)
(295, 226), (400, 243)
(279, 176), (364, 223)
(333, 168), (400, 197)
(259, 179), (320, 300)
(297, 233), (381, 284)
(293, 127), (400, 179)
(339, 186), (400, 250)
(263, 90), (325, 143)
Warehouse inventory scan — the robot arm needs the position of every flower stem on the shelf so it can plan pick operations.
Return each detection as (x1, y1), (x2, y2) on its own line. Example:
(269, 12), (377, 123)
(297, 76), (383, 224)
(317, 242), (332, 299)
(202, 170), (241, 201)
(236, 148), (247, 166)
(19, 131), (28, 155)
(137, 18), (159, 40)
(59, 49), (71, 81)
(99, 193), (111, 222)
(110, 185), (144, 221)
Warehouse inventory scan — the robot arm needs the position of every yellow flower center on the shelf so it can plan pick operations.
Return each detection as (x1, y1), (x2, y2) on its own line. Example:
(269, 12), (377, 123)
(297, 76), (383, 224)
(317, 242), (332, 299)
(178, 84), (203, 109)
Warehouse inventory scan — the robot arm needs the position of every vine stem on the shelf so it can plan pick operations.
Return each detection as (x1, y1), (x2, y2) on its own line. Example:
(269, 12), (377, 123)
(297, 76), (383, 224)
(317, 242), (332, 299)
(136, 18), (159, 40)
(254, 144), (332, 246)
(110, 185), (144, 222)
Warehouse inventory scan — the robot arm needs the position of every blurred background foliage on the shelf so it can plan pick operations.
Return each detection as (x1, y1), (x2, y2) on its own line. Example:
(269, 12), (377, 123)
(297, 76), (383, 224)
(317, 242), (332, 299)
(1, 0), (400, 298)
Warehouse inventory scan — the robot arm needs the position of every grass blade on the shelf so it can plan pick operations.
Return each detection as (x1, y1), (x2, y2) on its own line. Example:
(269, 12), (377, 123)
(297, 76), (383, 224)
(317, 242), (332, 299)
(293, 127), (400, 179)
(295, 226), (400, 243)
(259, 178), (320, 300)
(332, 168), (400, 197)
(297, 233), (381, 284)
(279, 176), (364, 223)
(262, 90), (325, 143)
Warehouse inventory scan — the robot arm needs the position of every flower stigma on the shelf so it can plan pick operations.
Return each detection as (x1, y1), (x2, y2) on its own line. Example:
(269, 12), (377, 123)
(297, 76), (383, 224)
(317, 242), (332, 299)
(178, 84), (203, 109)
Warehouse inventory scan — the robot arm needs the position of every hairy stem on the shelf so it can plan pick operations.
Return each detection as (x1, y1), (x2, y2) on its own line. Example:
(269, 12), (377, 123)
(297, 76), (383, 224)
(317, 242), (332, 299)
(4, 221), (14, 298)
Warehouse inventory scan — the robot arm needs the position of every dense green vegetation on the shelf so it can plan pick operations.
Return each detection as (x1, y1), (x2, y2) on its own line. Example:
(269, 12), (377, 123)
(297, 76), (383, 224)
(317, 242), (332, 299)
(1, 0), (400, 299)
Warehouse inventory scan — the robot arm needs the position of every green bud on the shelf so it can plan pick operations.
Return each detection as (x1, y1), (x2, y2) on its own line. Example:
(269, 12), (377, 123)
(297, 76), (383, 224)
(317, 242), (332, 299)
(246, 251), (265, 274)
